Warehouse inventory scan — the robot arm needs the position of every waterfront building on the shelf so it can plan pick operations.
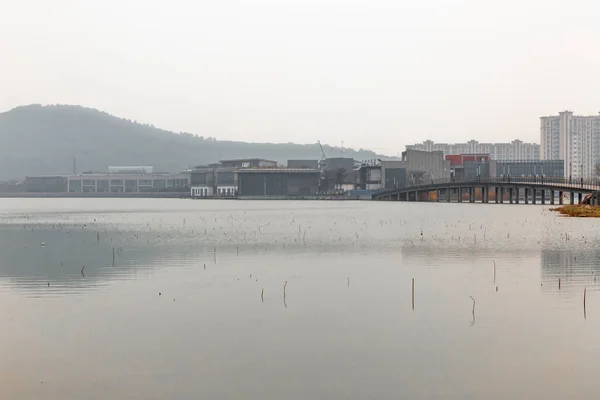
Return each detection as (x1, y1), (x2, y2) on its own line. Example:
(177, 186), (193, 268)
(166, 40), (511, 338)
(237, 168), (319, 198)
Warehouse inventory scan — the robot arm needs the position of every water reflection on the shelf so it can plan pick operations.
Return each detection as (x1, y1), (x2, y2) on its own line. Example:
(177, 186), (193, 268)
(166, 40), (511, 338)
(540, 249), (600, 293)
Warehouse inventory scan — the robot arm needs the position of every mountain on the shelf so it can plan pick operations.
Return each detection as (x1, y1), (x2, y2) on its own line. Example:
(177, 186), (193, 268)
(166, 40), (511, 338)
(0, 104), (395, 180)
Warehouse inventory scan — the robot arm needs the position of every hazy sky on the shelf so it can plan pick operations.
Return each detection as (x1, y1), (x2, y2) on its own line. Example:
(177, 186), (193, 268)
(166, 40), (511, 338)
(2, 0), (600, 155)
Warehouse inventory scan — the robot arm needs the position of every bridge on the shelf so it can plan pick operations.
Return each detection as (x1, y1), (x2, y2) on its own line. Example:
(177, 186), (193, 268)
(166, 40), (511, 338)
(373, 176), (600, 205)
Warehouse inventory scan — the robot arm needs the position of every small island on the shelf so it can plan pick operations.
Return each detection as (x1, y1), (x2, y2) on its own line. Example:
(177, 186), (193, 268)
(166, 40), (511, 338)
(551, 205), (600, 218)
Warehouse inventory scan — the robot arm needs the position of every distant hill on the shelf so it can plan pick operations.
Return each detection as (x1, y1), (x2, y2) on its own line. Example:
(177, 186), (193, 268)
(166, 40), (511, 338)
(0, 104), (394, 180)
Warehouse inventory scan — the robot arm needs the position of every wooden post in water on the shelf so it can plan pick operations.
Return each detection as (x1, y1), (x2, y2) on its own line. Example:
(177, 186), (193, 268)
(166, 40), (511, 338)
(411, 278), (415, 310)
(583, 287), (587, 318)
(559, 278), (561, 290)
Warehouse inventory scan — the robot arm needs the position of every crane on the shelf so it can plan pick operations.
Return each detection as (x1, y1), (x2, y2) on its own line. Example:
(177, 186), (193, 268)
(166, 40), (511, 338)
(317, 140), (327, 161)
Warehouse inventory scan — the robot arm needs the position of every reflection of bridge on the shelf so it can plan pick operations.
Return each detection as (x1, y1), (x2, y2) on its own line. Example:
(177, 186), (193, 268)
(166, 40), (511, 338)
(373, 177), (600, 205)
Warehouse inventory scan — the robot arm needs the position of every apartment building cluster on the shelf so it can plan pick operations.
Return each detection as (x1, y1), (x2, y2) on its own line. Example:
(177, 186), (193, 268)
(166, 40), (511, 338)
(541, 111), (600, 178)
(406, 140), (539, 161)
(408, 110), (600, 179)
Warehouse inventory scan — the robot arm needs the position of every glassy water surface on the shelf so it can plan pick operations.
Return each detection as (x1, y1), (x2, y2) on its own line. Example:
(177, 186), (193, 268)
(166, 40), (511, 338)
(1, 198), (600, 399)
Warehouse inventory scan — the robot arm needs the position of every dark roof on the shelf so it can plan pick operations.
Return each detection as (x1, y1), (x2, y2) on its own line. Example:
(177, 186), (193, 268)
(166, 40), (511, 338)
(220, 158), (277, 164)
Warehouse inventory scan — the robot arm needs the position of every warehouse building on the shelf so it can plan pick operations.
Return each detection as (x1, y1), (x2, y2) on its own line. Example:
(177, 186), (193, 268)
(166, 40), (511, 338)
(237, 168), (320, 198)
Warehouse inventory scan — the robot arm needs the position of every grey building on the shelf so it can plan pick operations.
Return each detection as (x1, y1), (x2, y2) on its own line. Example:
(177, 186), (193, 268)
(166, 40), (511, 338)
(494, 160), (564, 178)
(321, 157), (357, 192)
(25, 176), (69, 192)
(238, 169), (320, 198)
(402, 149), (450, 185)
(355, 160), (408, 191)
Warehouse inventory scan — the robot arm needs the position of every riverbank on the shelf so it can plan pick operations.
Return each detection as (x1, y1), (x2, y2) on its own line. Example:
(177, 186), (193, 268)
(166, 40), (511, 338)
(551, 205), (600, 218)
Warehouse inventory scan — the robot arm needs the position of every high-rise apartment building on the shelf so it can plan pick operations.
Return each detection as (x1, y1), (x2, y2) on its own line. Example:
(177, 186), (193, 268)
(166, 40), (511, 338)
(406, 140), (539, 161)
(541, 111), (600, 178)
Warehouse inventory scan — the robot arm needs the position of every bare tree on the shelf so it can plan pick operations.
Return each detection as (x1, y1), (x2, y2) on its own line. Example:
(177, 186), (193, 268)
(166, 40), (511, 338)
(408, 170), (427, 186)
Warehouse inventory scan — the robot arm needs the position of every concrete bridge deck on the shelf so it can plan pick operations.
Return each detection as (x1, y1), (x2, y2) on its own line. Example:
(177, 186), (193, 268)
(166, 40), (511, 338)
(373, 177), (600, 205)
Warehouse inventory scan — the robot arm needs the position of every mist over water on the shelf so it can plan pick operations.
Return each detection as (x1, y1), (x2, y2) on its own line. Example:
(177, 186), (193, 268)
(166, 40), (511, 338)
(1, 198), (600, 399)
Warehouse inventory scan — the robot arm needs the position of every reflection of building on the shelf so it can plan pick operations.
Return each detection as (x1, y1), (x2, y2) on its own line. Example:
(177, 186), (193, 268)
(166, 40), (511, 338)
(238, 169), (320, 198)
(407, 139), (540, 161)
(540, 249), (600, 290)
(541, 111), (600, 178)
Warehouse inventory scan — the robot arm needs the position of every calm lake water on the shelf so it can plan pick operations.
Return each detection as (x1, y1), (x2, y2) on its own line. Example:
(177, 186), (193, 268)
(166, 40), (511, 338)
(1, 198), (600, 399)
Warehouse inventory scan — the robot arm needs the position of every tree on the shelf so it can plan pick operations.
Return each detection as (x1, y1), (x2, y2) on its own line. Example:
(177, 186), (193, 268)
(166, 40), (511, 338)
(408, 170), (427, 186)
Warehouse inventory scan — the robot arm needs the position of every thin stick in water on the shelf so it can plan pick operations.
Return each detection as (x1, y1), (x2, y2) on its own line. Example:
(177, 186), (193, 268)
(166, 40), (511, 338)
(559, 278), (561, 290)
(583, 287), (587, 319)
(412, 278), (415, 310)
(493, 260), (496, 283)
(261, 288), (264, 302)
(470, 296), (476, 322)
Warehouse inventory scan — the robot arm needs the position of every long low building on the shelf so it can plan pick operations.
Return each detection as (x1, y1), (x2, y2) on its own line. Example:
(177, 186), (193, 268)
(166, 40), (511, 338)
(67, 173), (190, 193)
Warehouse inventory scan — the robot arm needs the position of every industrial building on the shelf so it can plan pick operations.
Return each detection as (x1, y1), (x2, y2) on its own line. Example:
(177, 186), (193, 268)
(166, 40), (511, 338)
(448, 157), (564, 181)
(321, 157), (358, 193)
(355, 150), (448, 192)
(237, 168), (320, 198)
(190, 158), (278, 198)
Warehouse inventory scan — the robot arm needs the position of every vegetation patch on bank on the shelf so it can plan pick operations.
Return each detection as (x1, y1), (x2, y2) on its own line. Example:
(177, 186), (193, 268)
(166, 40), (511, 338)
(550, 205), (600, 218)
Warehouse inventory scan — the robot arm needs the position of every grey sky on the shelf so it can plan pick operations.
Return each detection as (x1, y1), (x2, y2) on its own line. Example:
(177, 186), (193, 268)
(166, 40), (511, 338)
(2, 0), (600, 155)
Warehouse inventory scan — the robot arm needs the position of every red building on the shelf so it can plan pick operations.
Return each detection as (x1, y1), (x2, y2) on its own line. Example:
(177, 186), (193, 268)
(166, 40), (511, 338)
(445, 154), (490, 166)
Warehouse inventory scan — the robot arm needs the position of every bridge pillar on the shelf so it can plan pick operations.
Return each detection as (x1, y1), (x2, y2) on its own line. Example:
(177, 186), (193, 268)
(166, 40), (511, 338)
(570, 192), (575, 204)
(469, 187), (474, 203)
(500, 187), (504, 204)
(524, 188), (529, 204)
(508, 187), (513, 204)
(532, 188), (536, 204)
(458, 187), (462, 203)
(541, 189), (546, 205)
(495, 187), (499, 203)
(436, 189), (440, 202)
(550, 190), (555, 205)
(559, 191), (563, 205)
(578, 192), (583, 204)
(515, 187), (519, 204)
(484, 186), (489, 203)
(446, 188), (451, 202)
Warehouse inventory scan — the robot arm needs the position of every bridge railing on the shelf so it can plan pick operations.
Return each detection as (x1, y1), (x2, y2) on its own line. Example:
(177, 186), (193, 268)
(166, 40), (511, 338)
(403, 176), (600, 191)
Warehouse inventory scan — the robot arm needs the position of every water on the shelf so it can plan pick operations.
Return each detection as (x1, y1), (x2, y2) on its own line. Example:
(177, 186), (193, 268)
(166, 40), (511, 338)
(1, 198), (600, 399)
